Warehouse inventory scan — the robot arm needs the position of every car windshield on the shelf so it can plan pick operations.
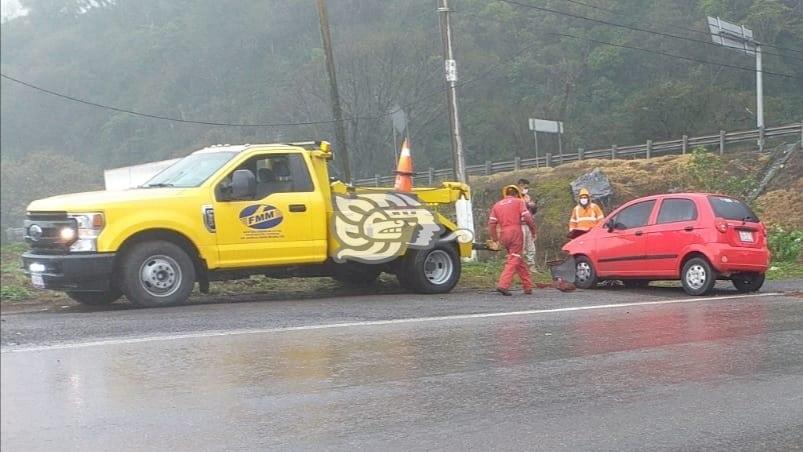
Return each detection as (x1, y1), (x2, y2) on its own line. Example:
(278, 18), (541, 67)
(142, 152), (237, 188)
(708, 196), (760, 222)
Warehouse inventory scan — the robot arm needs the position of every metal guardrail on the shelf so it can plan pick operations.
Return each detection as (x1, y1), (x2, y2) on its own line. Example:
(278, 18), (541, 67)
(354, 123), (802, 186)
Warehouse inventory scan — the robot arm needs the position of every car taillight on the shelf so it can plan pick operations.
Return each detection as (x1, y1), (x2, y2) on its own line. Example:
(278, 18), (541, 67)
(716, 219), (728, 233)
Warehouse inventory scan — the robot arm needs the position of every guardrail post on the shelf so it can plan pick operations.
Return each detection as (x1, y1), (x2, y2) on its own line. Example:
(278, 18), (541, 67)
(646, 140), (652, 159)
(719, 130), (726, 155)
(514, 156), (521, 171)
(546, 153), (552, 167)
(428, 167), (434, 185)
(374, 174), (380, 187)
(611, 144), (617, 160)
(578, 147), (584, 161)
(682, 135), (688, 154)
(758, 126), (765, 152)
(485, 161), (492, 175)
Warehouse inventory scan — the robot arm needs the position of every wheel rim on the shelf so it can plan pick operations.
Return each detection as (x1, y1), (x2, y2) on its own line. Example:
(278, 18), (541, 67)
(686, 264), (707, 290)
(423, 250), (454, 285)
(139, 255), (182, 298)
(576, 262), (592, 283)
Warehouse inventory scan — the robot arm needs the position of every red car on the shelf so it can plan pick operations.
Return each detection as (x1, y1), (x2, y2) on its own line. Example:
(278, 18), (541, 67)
(562, 193), (770, 296)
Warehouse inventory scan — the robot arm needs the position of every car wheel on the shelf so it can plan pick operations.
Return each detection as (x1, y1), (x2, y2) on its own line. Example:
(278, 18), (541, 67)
(731, 272), (765, 293)
(622, 279), (650, 289)
(574, 256), (598, 289)
(402, 244), (461, 294)
(66, 289), (122, 306)
(681, 257), (716, 296)
(331, 263), (381, 285)
(120, 240), (196, 308)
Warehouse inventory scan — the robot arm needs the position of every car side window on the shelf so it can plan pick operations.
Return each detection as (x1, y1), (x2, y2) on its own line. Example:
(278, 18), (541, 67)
(612, 200), (656, 230)
(218, 153), (313, 200)
(657, 199), (697, 224)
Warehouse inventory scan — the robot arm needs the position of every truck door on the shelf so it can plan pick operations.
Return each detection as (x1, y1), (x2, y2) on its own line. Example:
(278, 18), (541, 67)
(213, 152), (327, 268)
(641, 198), (701, 276)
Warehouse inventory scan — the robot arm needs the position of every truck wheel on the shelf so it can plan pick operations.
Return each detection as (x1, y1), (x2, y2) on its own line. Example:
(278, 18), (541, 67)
(403, 244), (461, 294)
(732, 272), (765, 293)
(574, 256), (598, 289)
(681, 257), (716, 296)
(66, 290), (122, 306)
(120, 240), (196, 307)
(331, 263), (381, 285)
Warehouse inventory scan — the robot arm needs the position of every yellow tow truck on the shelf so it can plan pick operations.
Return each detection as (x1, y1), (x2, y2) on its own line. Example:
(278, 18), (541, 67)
(21, 141), (473, 307)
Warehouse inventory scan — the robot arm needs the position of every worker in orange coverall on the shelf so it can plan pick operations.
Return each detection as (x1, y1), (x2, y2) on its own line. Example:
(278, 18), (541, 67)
(487, 185), (537, 296)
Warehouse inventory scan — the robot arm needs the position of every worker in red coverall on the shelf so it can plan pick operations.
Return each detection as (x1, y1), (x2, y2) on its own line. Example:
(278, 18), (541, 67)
(487, 185), (537, 296)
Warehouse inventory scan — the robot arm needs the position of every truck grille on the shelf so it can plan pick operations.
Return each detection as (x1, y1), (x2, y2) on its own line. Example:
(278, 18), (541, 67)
(24, 212), (75, 252)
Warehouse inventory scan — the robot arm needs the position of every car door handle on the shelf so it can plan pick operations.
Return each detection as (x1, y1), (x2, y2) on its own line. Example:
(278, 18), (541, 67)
(635, 231), (643, 236)
(289, 204), (307, 213)
(684, 226), (694, 231)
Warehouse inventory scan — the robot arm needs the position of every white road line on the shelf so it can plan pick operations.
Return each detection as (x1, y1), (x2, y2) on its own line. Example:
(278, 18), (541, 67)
(1, 292), (788, 353)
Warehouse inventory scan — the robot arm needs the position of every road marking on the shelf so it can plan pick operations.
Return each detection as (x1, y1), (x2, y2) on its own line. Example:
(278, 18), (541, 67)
(1, 292), (787, 353)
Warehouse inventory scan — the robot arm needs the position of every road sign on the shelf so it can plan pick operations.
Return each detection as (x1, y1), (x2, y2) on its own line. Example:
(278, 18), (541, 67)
(707, 16), (756, 55)
(529, 118), (563, 134)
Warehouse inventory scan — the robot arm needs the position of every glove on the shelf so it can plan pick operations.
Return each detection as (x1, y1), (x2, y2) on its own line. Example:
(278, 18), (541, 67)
(485, 239), (500, 251)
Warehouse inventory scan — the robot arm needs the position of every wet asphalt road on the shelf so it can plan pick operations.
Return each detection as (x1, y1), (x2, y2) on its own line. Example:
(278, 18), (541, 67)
(2, 281), (802, 451)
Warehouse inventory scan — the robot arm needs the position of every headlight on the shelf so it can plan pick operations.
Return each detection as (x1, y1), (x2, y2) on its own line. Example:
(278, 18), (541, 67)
(67, 213), (104, 252)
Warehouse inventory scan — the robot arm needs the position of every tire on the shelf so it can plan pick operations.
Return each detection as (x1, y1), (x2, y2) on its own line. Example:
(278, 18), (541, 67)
(331, 263), (381, 285)
(574, 256), (598, 289)
(66, 289), (122, 306)
(681, 257), (717, 296)
(402, 244), (461, 294)
(622, 279), (650, 289)
(119, 240), (196, 307)
(732, 272), (765, 293)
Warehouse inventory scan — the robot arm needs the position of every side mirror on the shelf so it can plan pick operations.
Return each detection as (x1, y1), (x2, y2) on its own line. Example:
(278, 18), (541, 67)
(231, 169), (256, 200)
(605, 220), (614, 232)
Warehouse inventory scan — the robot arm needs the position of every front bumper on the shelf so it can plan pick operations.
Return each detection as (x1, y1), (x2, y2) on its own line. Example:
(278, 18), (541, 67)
(22, 252), (116, 292)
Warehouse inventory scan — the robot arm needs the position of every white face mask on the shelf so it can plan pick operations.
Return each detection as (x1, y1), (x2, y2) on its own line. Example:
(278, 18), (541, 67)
(521, 188), (529, 195)
(579, 198), (589, 206)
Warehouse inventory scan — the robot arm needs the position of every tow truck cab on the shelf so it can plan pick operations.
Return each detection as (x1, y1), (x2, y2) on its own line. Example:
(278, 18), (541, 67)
(22, 142), (472, 307)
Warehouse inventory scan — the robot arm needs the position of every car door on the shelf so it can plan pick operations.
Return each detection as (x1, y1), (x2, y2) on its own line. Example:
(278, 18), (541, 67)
(595, 200), (656, 276)
(641, 198), (701, 276)
(213, 152), (327, 268)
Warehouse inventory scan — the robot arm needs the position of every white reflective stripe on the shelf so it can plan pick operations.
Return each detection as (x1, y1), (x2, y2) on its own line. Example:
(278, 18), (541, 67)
(510, 253), (521, 257)
(489, 216), (498, 221)
(575, 216), (598, 222)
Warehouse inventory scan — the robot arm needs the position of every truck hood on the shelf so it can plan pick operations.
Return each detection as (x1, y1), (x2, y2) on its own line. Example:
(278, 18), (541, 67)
(27, 188), (190, 212)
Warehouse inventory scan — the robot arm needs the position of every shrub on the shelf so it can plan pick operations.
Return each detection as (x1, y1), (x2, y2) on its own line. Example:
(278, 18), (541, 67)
(767, 227), (802, 262)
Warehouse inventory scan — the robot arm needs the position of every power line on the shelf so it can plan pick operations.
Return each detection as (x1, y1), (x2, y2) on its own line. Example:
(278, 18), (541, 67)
(461, 12), (800, 80)
(500, 0), (803, 58)
(558, 0), (803, 57)
(0, 72), (447, 128)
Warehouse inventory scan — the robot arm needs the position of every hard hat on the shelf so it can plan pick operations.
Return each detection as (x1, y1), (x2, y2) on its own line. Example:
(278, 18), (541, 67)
(578, 188), (590, 198)
(502, 185), (522, 198)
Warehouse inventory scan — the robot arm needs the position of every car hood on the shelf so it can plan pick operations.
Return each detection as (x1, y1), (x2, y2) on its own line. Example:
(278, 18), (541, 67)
(27, 188), (190, 212)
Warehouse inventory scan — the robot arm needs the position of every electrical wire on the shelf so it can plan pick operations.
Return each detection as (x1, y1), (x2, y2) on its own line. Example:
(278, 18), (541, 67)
(461, 12), (800, 80)
(499, 0), (803, 57)
(558, 0), (803, 59)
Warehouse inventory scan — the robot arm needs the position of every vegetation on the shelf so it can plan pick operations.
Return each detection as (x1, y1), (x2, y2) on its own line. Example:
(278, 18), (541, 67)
(2, 0), (802, 230)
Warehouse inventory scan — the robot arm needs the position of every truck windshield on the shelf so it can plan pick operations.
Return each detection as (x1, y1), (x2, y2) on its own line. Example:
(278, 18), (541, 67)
(708, 196), (760, 222)
(142, 152), (237, 188)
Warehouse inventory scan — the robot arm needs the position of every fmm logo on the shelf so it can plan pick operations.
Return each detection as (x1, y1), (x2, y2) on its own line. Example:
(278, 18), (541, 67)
(239, 205), (283, 230)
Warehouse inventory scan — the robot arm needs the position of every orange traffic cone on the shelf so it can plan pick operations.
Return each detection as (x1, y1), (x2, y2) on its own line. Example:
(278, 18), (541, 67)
(394, 138), (414, 192)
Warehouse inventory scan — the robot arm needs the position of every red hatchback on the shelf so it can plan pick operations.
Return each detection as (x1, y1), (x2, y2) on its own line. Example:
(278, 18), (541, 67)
(562, 193), (770, 295)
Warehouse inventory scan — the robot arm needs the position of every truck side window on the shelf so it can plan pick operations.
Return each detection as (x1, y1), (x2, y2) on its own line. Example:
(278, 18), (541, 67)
(219, 153), (314, 201)
(657, 198), (697, 224)
(612, 200), (655, 229)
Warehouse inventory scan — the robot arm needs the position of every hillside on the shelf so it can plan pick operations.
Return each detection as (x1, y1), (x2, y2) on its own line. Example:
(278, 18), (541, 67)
(2, 0), (802, 229)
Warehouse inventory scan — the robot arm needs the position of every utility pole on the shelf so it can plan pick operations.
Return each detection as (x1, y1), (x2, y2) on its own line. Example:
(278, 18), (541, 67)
(438, 0), (467, 183)
(316, 0), (351, 181)
(438, 0), (474, 256)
